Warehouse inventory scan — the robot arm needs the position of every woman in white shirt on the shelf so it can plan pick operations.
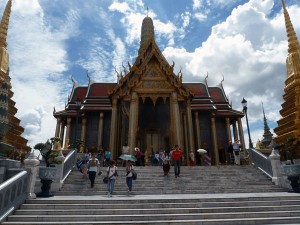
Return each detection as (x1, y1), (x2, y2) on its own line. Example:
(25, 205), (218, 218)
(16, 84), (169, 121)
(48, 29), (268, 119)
(106, 160), (118, 197)
(87, 153), (100, 188)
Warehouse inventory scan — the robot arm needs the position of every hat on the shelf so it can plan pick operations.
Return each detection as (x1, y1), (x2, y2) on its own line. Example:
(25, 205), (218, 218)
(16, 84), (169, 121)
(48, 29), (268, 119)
(134, 147), (140, 151)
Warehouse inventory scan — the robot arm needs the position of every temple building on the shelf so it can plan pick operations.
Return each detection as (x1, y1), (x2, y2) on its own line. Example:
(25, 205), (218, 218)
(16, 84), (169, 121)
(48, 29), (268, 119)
(54, 15), (246, 165)
(0, 0), (30, 158)
(274, 0), (300, 144)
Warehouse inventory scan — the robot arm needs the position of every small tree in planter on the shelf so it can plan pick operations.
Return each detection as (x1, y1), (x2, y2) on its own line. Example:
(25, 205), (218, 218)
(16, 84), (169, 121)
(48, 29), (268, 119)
(33, 138), (63, 197)
(34, 137), (63, 167)
(275, 137), (300, 165)
(275, 137), (300, 193)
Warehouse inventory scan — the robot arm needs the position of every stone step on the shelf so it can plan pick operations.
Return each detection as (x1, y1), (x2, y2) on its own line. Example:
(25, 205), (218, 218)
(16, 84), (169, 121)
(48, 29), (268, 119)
(10, 165), (293, 225)
(3, 217), (300, 225)
(6, 210), (300, 222)
(15, 205), (300, 215)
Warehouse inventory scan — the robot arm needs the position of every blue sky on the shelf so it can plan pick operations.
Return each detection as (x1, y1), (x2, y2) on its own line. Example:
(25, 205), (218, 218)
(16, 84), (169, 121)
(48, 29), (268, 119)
(1, 0), (300, 148)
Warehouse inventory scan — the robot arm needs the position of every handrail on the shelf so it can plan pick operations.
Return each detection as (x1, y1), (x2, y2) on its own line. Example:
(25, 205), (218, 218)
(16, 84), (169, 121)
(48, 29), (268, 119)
(62, 150), (76, 181)
(0, 170), (28, 222)
(248, 148), (273, 178)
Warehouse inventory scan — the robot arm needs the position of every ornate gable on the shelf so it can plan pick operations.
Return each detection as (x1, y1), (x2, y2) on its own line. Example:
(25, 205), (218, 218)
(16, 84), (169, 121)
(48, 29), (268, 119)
(109, 38), (193, 101)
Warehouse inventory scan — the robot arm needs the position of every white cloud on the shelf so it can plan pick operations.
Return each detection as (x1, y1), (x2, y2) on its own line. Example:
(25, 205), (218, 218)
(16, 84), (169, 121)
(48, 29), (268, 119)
(7, 0), (70, 146)
(162, 0), (300, 147)
(194, 12), (207, 21)
(193, 0), (202, 10)
(108, 2), (131, 14)
(181, 12), (191, 28)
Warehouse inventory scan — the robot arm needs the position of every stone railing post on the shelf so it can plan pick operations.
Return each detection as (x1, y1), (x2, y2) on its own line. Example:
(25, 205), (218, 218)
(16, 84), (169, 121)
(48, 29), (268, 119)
(52, 150), (65, 191)
(23, 152), (40, 199)
(268, 148), (283, 185)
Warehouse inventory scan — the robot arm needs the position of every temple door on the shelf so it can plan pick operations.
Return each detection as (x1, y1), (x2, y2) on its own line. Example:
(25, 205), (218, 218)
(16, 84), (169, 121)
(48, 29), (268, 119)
(145, 131), (159, 164)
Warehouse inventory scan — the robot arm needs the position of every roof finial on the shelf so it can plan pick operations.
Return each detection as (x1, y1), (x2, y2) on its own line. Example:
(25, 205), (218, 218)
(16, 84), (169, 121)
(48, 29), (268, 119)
(147, 7), (149, 17)
(281, 0), (299, 53)
(86, 70), (91, 83)
(261, 101), (265, 116)
(0, 0), (12, 48)
(281, 0), (286, 9)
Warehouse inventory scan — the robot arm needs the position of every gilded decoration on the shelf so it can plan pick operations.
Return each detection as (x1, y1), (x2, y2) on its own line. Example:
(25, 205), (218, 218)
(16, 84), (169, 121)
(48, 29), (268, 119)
(0, 47), (8, 75)
(139, 80), (172, 89)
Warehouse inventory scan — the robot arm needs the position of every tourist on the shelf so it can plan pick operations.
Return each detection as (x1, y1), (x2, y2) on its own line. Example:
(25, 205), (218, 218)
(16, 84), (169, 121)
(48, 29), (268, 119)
(83, 149), (90, 164)
(159, 150), (164, 166)
(106, 160), (118, 197)
(96, 149), (103, 167)
(126, 160), (134, 192)
(104, 148), (111, 166)
(233, 139), (241, 165)
(154, 151), (160, 166)
(189, 150), (195, 166)
(135, 147), (142, 166)
(171, 145), (183, 178)
(122, 143), (130, 166)
(227, 141), (234, 165)
(87, 153), (100, 188)
(162, 151), (171, 176)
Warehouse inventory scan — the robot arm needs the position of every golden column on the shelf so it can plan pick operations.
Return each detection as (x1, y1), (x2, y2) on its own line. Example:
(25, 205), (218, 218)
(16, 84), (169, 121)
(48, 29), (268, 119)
(186, 99), (195, 152)
(64, 118), (71, 149)
(97, 112), (104, 149)
(128, 92), (139, 154)
(183, 113), (189, 164)
(226, 117), (232, 143)
(59, 120), (65, 147)
(194, 112), (201, 149)
(237, 118), (246, 151)
(55, 118), (61, 138)
(211, 117), (219, 165)
(232, 120), (238, 141)
(80, 118), (87, 152)
(109, 98), (118, 159)
(171, 92), (182, 147)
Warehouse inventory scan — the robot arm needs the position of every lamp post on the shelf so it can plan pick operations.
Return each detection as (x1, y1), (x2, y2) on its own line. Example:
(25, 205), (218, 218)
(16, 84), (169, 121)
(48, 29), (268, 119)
(241, 98), (253, 149)
(74, 98), (81, 149)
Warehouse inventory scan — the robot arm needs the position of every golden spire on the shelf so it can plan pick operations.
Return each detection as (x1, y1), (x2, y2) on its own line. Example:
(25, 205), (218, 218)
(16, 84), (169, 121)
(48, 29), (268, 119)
(281, 0), (299, 53)
(138, 9), (154, 55)
(0, 0), (12, 48)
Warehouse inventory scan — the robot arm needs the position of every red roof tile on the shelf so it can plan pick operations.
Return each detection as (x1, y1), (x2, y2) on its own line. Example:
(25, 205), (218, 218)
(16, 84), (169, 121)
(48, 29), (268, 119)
(209, 87), (226, 102)
(183, 83), (209, 97)
(88, 83), (116, 97)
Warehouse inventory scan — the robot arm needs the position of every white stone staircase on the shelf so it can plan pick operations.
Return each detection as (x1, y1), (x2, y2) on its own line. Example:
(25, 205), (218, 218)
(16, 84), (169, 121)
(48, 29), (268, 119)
(3, 165), (300, 224)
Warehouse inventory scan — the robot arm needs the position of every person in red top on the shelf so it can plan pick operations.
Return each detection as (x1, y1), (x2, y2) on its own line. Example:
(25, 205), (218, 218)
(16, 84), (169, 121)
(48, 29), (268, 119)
(171, 145), (183, 178)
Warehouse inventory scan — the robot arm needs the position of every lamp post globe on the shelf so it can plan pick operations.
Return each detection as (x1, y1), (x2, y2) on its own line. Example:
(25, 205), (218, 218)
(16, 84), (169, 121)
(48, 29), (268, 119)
(241, 98), (253, 149)
(74, 98), (81, 149)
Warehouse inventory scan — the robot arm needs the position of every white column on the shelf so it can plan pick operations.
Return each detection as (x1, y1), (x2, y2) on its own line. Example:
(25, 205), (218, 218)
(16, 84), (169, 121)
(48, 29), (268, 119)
(98, 112), (104, 148)
(109, 98), (118, 159)
(24, 152), (40, 199)
(54, 118), (61, 138)
(211, 117), (219, 165)
(128, 92), (139, 154)
(171, 92), (182, 147)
